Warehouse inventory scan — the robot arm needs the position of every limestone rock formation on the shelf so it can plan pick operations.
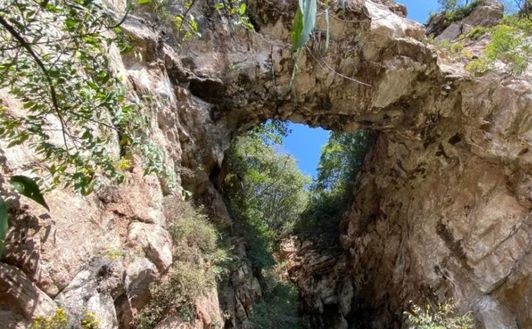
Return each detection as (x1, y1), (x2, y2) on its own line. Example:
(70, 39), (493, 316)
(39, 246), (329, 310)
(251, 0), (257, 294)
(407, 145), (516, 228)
(0, 0), (531, 328)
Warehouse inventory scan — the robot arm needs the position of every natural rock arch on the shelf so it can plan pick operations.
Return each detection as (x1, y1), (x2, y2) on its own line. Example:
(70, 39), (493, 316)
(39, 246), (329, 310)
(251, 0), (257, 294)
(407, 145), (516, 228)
(0, 0), (529, 328)
(167, 1), (531, 327)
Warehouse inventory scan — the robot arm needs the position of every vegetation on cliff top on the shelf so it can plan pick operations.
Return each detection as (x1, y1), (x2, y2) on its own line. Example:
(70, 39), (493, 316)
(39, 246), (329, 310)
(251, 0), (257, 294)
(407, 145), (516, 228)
(432, 0), (532, 75)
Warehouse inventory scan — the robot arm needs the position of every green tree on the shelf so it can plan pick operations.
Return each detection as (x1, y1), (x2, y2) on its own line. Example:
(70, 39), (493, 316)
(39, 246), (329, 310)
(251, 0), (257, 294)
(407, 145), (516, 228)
(0, 0), (139, 194)
(295, 130), (374, 243)
(0, 0), (179, 254)
(224, 122), (310, 268)
(439, 0), (460, 11)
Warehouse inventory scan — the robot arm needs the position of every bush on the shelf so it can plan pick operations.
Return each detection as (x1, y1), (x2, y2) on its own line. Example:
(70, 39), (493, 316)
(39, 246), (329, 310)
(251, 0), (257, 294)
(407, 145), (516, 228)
(466, 25), (489, 40)
(405, 301), (474, 329)
(438, 0), (481, 23)
(80, 313), (100, 329)
(136, 201), (228, 329)
(465, 15), (532, 75)
(170, 203), (218, 257)
(32, 309), (101, 329)
(136, 260), (216, 329)
(250, 278), (307, 329)
(446, 1), (481, 22)
(465, 57), (491, 74)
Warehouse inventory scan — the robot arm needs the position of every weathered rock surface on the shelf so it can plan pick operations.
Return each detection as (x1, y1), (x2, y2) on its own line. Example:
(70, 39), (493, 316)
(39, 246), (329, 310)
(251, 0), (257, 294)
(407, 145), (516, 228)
(0, 0), (531, 328)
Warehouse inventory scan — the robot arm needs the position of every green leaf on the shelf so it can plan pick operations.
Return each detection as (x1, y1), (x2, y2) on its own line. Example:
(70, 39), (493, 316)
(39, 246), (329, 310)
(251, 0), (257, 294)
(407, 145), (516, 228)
(137, 0), (151, 4)
(291, 0), (317, 50)
(239, 3), (247, 16)
(0, 197), (8, 256)
(292, 7), (304, 50)
(10, 176), (49, 211)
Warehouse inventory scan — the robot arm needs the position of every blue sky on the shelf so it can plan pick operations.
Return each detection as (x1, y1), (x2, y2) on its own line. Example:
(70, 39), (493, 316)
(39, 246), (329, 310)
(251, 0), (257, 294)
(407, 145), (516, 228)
(280, 1), (439, 178)
(401, 0), (440, 23)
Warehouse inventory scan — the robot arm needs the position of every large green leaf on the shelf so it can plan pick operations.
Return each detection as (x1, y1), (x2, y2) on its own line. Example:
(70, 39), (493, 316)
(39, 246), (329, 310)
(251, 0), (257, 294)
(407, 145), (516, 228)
(292, 6), (304, 49)
(291, 0), (317, 50)
(0, 197), (8, 256)
(10, 175), (49, 211)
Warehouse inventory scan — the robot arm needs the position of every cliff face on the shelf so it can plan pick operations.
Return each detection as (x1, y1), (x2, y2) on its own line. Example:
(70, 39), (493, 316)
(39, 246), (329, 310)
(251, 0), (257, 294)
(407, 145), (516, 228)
(0, 0), (531, 328)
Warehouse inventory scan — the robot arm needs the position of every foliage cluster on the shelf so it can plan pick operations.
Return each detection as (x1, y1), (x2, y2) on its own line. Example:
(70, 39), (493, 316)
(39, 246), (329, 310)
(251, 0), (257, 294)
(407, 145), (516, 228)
(432, 2), (532, 75)
(405, 301), (474, 329)
(136, 201), (228, 329)
(32, 308), (100, 329)
(224, 122), (311, 270)
(294, 130), (375, 244)
(250, 276), (307, 329)
(465, 15), (532, 74)
(136, 0), (253, 42)
(0, 0), (136, 194)
(32, 309), (69, 329)
(0, 0), (177, 257)
(438, 0), (482, 23)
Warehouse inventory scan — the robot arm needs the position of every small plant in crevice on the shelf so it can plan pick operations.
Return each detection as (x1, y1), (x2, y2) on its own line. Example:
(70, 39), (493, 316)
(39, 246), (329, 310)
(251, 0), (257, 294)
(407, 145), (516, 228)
(80, 312), (100, 329)
(135, 201), (229, 329)
(32, 309), (69, 329)
(32, 308), (101, 329)
(405, 301), (474, 329)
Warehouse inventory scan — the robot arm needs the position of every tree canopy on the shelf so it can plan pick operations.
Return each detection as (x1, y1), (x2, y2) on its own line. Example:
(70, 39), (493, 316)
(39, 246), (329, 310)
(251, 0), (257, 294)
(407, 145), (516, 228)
(224, 122), (310, 268)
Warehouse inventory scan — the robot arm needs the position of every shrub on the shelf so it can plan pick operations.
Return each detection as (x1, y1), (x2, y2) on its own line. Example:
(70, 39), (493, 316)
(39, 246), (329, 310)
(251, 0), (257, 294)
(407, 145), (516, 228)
(466, 26), (489, 40)
(250, 277), (307, 329)
(136, 261), (216, 329)
(170, 203), (218, 257)
(405, 301), (474, 329)
(439, 0), (481, 23)
(465, 57), (491, 74)
(136, 201), (228, 329)
(465, 15), (532, 75)
(32, 309), (101, 329)
(32, 309), (68, 329)
(163, 262), (216, 302)
(81, 313), (100, 329)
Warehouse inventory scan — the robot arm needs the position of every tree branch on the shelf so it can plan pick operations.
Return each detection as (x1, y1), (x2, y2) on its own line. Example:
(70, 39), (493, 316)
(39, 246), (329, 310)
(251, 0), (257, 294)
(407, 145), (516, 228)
(0, 14), (70, 151)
